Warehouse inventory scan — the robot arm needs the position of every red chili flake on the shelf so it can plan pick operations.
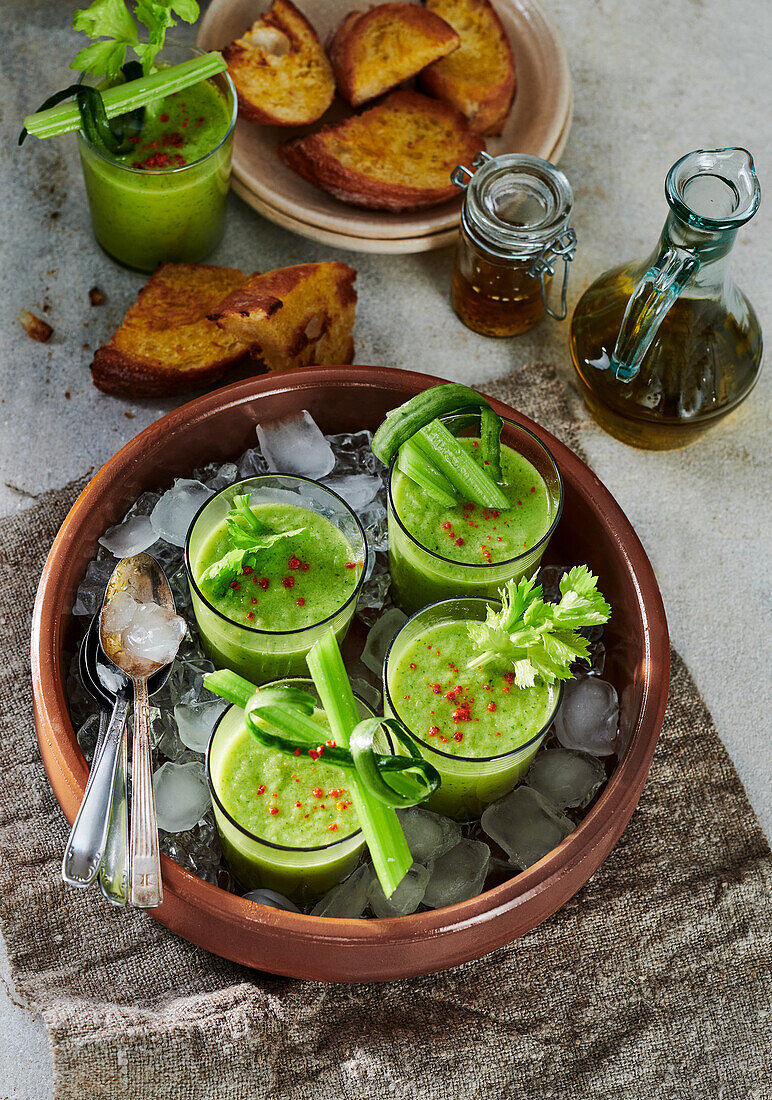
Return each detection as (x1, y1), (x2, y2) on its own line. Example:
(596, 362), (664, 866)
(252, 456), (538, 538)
(453, 731), (464, 742)
(256, 785), (266, 795)
(246, 611), (255, 621)
(336, 801), (347, 812)
(251, 597), (258, 604)
(452, 706), (472, 723)
(293, 748), (302, 756)
(326, 739), (336, 748)
(483, 684), (491, 691)
(300, 562), (310, 571)
(487, 702), (497, 712)
(288, 555), (302, 570)
(442, 522), (452, 530)
(160, 113), (170, 122)
(308, 749), (320, 761)
(297, 597), (306, 607)
(282, 576), (295, 588)
(504, 672), (515, 685)
(258, 577), (269, 589)
(268, 807), (279, 816)
(495, 731), (502, 737)
(431, 683), (442, 694)
(491, 510), (500, 518)
(444, 687), (462, 701)
(428, 726), (440, 737)
(295, 801), (302, 808)
(242, 565), (253, 574)
(328, 788), (341, 798)
(409, 663), (417, 670)
(462, 503), (475, 512)
(229, 581), (240, 590)
(502, 685), (511, 694)
(312, 787), (323, 798)
(472, 441), (479, 447)
(530, 486), (536, 493)
(304, 814), (310, 819)
(448, 662), (459, 672)
(455, 537), (465, 546)
(440, 736), (448, 743)
(328, 823), (338, 832)
(517, 500), (522, 507)
(320, 804), (326, 809)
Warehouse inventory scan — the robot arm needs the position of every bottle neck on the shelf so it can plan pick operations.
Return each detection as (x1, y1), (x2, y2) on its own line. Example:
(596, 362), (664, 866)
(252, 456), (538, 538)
(658, 211), (737, 294)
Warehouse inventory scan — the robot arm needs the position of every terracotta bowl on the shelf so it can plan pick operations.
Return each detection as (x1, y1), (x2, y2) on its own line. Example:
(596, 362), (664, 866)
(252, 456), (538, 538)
(31, 367), (669, 982)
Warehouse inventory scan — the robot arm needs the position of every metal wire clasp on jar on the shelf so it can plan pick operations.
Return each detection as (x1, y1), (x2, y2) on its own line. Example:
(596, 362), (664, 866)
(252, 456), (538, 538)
(450, 151), (577, 337)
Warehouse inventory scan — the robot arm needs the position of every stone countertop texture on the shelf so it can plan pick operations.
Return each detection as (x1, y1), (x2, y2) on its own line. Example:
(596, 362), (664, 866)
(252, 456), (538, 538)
(0, 0), (769, 1095)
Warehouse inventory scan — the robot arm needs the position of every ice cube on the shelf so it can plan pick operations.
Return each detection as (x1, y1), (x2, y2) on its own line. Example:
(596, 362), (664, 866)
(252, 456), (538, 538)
(76, 713), (101, 765)
(102, 589), (138, 632)
(361, 607), (408, 676)
(72, 558), (115, 616)
(122, 601), (187, 666)
(159, 811), (225, 885)
(311, 864), (373, 918)
(369, 862), (430, 918)
(527, 748), (606, 809)
(481, 786), (573, 870)
(554, 677), (619, 756)
(360, 498), (389, 553)
(153, 760), (211, 832)
(150, 479), (213, 547)
(236, 447), (269, 479)
(423, 838), (491, 908)
(204, 463), (239, 491)
(174, 699), (227, 753)
(397, 807), (462, 864)
(356, 557), (391, 619)
(323, 473), (381, 512)
(326, 430), (381, 477)
(350, 677), (382, 714)
(243, 888), (302, 914)
(98, 514), (157, 558)
(256, 410), (335, 479)
(96, 661), (125, 697)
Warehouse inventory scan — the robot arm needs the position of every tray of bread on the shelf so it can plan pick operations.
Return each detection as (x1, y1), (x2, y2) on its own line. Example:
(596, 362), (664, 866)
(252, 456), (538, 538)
(197, 0), (571, 252)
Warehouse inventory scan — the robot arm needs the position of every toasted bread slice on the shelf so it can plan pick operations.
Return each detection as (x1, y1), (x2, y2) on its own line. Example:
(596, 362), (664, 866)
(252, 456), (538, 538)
(419, 0), (515, 135)
(210, 263), (357, 371)
(279, 90), (481, 211)
(223, 0), (335, 126)
(91, 264), (251, 397)
(329, 2), (460, 107)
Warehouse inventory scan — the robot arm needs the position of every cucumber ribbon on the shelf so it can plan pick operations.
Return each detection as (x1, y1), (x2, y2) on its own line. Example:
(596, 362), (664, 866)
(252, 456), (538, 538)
(205, 676), (440, 811)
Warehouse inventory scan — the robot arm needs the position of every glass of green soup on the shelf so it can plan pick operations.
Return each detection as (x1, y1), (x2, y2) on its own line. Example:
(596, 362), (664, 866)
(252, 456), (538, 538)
(383, 597), (562, 820)
(387, 413), (563, 615)
(207, 680), (375, 904)
(77, 43), (237, 272)
(186, 475), (367, 684)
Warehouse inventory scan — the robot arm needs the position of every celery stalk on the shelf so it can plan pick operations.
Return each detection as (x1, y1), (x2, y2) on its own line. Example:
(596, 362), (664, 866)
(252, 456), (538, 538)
(479, 405), (503, 483)
(413, 420), (511, 509)
(24, 54), (227, 140)
(307, 629), (412, 898)
(397, 438), (458, 506)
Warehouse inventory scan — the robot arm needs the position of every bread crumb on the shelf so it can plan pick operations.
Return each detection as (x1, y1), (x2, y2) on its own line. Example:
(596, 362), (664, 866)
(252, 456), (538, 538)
(89, 286), (106, 306)
(19, 310), (53, 343)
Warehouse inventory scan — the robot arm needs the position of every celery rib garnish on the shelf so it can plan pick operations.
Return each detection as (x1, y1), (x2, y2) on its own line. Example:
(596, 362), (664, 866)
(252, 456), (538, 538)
(413, 421), (510, 510)
(396, 438), (458, 507)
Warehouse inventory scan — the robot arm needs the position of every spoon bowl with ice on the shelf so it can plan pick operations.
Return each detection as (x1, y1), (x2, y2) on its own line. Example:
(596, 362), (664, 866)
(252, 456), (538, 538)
(100, 554), (186, 908)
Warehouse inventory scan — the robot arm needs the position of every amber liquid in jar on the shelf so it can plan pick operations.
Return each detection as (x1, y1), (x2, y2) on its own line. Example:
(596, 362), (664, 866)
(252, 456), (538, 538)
(451, 244), (549, 337)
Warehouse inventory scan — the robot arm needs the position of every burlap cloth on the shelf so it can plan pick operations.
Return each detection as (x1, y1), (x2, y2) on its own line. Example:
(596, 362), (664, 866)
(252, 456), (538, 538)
(0, 364), (769, 1099)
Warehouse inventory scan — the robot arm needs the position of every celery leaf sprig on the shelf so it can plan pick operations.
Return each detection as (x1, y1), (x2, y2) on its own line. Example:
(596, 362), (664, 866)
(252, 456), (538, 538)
(466, 566), (611, 687)
(198, 494), (304, 597)
(72, 0), (200, 81)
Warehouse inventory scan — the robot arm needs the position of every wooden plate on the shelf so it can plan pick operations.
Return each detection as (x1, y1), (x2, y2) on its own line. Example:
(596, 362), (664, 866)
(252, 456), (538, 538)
(229, 90), (574, 253)
(197, 0), (572, 242)
(32, 366), (669, 982)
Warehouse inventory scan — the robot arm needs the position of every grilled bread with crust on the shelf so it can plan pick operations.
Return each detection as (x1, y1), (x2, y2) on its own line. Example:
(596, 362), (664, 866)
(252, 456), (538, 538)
(418, 0), (515, 135)
(210, 262), (357, 371)
(90, 264), (251, 397)
(223, 0), (335, 126)
(329, 2), (460, 107)
(279, 89), (481, 211)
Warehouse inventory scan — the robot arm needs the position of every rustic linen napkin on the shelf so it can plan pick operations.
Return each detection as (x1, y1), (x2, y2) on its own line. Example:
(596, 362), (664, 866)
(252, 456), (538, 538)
(0, 364), (769, 1100)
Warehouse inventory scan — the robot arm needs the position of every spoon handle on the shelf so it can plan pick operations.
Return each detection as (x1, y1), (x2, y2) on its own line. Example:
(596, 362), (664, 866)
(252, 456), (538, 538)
(129, 677), (163, 908)
(98, 724), (129, 907)
(62, 697), (129, 888)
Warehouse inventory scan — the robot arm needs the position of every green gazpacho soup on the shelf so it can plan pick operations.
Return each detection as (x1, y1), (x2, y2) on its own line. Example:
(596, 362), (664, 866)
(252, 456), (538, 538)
(190, 499), (364, 682)
(389, 437), (557, 613)
(208, 700), (366, 902)
(78, 74), (234, 271)
(385, 605), (560, 819)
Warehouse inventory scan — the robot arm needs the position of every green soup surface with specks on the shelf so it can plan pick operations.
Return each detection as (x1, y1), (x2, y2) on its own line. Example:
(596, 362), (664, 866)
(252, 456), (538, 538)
(392, 438), (552, 564)
(390, 620), (553, 758)
(216, 714), (360, 847)
(113, 83), (231, 171)
(194, 502), (362, 632)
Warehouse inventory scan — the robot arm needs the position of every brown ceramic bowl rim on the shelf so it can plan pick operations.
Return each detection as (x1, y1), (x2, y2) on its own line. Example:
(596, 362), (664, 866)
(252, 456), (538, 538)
(387, 411), (565, 571)
(382, 595), (564, 764)
(31, 366), (669, 978)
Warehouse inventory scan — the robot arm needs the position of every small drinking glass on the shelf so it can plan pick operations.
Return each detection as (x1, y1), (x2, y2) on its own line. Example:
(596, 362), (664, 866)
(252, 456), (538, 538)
(383, 597), (563, 820)
(185, 475), (367, 684)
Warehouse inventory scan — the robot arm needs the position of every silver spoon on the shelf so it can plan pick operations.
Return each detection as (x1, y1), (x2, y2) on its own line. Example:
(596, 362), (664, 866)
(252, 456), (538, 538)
(100, 553), (179, 909)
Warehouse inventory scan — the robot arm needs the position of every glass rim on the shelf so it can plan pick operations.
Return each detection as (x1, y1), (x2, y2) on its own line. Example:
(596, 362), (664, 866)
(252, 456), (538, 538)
(382, 595), (564, 764)
(464, 153), (574, 254)
(665, 147), (761, 231)
(206, 681), (370, 853)
(387, 412), (564, 571)
(77, 41), (237, 175)
(184, 473), (369, 637)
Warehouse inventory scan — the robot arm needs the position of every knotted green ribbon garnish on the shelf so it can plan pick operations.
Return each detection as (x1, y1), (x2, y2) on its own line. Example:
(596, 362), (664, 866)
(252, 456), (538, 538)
(18, 62), (145, 152)
(372, 383), (507, 509)
(204, 677), (440, 811)
(198, 494), (304, 597)
(467, 566), (611, 686)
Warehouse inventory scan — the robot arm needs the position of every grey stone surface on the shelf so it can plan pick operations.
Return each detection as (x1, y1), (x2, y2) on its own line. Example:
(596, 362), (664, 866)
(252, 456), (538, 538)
(0, 0), (769, 1094)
